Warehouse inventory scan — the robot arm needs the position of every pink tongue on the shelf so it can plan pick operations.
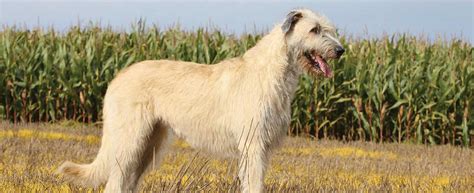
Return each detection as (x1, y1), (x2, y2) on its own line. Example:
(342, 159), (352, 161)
(316, 55), (333, 77)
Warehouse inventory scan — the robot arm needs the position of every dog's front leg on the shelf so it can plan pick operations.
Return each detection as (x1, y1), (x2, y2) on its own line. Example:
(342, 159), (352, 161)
(238, 143), (268, 193)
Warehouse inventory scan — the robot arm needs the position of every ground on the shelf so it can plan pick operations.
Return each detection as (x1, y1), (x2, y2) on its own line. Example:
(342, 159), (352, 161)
(0, 121), (473, 192)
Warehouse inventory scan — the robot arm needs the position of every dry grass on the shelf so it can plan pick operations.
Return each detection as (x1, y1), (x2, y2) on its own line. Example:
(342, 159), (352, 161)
(0, 121), (473, 192)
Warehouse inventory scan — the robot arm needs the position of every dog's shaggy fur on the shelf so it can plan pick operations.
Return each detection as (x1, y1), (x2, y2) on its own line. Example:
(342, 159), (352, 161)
(57, 8), (344, 193)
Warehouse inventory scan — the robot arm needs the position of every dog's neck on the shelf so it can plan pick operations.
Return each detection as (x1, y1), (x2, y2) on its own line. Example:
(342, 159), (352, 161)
(242, 26), (288, 67)
(241, 25), (302, 99)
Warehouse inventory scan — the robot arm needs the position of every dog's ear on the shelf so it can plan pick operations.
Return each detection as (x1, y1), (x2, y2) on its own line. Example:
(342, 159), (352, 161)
(281, 11), (303, 34)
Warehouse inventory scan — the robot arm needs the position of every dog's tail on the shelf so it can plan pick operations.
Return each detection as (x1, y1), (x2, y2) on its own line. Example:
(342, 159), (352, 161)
(56, 156), (109, 187)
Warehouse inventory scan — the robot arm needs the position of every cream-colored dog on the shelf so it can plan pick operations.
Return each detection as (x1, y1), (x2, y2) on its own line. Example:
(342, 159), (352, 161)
(57, 8), (344, 193)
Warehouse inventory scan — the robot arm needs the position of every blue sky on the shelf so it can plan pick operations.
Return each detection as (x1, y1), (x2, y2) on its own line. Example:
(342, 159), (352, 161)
(1, 0), (473, 42)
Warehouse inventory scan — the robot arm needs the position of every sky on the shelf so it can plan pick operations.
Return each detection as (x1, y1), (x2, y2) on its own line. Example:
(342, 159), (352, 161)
(1, 0), (473, 42)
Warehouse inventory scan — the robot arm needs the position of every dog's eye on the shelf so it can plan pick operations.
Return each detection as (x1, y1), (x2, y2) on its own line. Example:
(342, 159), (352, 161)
(310, 25), (321, 34)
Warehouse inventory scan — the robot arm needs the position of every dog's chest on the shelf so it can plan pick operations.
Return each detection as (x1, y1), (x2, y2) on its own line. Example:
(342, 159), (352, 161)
(257, 74), (299, 143)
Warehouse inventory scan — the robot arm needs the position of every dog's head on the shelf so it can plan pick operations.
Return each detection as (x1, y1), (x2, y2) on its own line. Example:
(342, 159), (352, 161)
(282, 9), (344, 78)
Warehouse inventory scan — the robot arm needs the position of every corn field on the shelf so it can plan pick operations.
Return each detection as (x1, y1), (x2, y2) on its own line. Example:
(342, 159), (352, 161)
(0, 24), (472, 146)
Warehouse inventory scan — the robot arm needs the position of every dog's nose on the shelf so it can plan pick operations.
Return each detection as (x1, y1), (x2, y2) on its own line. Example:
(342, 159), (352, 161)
(335, 47), (345, 57)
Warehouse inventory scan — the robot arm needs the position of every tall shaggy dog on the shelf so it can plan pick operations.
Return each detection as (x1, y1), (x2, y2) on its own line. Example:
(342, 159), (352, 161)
(57, 8), (344, 193)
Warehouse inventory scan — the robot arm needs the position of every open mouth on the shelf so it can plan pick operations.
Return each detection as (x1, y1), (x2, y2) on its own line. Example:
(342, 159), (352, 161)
(304, 51), (333, 78)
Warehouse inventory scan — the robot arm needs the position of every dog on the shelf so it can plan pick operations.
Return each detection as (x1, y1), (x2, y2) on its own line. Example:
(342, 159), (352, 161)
(57, 8), (344, 193)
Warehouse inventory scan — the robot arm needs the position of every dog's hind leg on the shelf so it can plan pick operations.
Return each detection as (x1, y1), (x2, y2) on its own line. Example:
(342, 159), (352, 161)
(135, 121), (172, 186)
(103, 105), (167, 193)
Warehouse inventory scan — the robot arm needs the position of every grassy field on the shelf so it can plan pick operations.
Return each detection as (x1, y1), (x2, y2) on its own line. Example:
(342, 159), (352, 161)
(1, 121), (473, 192)
(1, 26), (472, 145)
